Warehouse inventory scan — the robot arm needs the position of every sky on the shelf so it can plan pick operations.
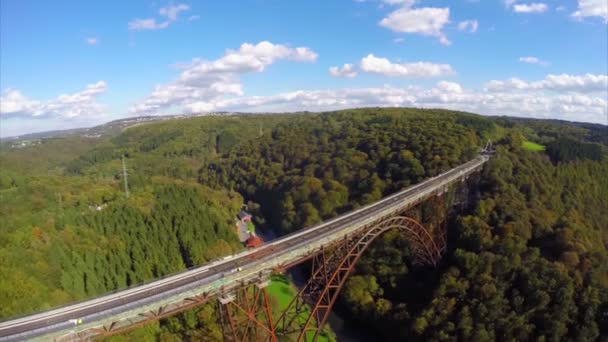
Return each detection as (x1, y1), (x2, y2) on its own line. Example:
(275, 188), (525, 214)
(1, 0), (607, 137)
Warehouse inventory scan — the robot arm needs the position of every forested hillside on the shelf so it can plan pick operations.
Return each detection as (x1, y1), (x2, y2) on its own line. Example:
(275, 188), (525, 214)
(340, 138), (608, 341)
(0, 116), (284, 319)
(200, 109), (498, 235)
(1, 109), (606, 341)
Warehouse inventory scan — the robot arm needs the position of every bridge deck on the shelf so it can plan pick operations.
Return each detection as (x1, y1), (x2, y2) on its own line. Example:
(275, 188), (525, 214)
(0, 155), (489, 341)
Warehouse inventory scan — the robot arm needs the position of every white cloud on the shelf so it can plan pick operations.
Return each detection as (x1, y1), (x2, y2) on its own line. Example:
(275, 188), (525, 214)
(85, 37), (98, 45)
(328, 54), (454, 79)
(379, 6), (451, 45)
(175, 79), (607, 125)
(505, 1), (550, 14)
(485, 73), (608, 93)
(382, 0), (416, 6)
(518, 56), (549, 66)
(458, 20), (479, 33)
(131, 41), (317, 115)
(513, 3), (548, 13)
(556, 6), (566, 12)
(0, 89), (40, 115)
(128, 41), (606, 126)
(188, 15), (201, 21)
(1, 81), (107, 119)
(159, 3), (190, 21)
(436, 81), (463, 93)
(129, 3), (191, 31)
(131, 66), (607, 125)
(393, 37), (405, 43)
(329, 64), (358, 78)
(572, 0), (608, 21)
(519, 56), (540, 64)
(128, 18), (170, 31)
(359, 54), (454, 78)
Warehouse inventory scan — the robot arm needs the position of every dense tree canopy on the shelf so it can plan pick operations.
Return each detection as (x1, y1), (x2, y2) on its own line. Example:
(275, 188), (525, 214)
(338, 129), (608, 341)
(199, 109), (497, 235)
(0, 109), (605, 341)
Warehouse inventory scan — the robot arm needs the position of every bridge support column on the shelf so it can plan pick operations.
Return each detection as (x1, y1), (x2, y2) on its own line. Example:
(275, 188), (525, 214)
(218, 280), (277, 342)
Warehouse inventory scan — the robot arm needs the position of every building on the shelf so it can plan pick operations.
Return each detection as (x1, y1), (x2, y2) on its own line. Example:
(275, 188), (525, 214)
(245, 235), (264, 248)
(237, 210), (252, 223)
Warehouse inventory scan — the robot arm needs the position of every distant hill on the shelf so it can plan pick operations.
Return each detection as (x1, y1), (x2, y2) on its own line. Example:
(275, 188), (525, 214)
(0, 112), (243, 143)
(4, 111), (605, 145)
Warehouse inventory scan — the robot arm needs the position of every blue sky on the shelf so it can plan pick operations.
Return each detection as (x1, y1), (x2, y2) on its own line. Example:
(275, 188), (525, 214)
(1, 0), (607, 137)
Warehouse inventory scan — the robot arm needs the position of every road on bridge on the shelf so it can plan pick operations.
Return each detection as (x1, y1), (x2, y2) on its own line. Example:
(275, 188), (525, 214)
(0, 154), (490, 341)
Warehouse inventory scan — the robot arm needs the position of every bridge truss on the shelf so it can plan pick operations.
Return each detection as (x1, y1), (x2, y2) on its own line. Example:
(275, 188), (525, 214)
(218, 209), (448, 342)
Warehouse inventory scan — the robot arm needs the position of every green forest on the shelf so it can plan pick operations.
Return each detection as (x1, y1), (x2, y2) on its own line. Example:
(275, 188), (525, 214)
(0, 108), (606, 341)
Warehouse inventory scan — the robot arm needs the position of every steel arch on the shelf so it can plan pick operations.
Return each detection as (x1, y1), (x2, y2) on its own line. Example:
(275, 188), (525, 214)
(275, 215), (444, 341)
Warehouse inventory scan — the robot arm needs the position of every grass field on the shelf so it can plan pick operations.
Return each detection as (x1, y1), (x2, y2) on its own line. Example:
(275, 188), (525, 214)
(266, 275), (334, 342)
(267, 274), (297, 311)
(523, 140), (546, 152)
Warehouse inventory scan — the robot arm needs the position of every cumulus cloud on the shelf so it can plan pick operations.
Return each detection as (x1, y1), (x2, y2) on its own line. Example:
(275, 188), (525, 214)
(458, 20), (479, 33)
(173, 78), (607, 125)
(513, 3), (548, 13)
(504, 1), (549, 13)
(485, 73), (608, 93)
(329, 64), (358, 78)
(359, 54), (454, 78)
(328, 55), (454, 79)
(132, 66), (607, 125)
(436, 81), (463, 93)
(1, 81), (107, 119)
(518, 56), (549, 66)
(128, 42), (606, 125)
(1, 89), (40, 115)
(130, 41), (317, 115)
(129, 3), (191, 31)
(379, 6), (451, 45)
(572, 0), (608, 21)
